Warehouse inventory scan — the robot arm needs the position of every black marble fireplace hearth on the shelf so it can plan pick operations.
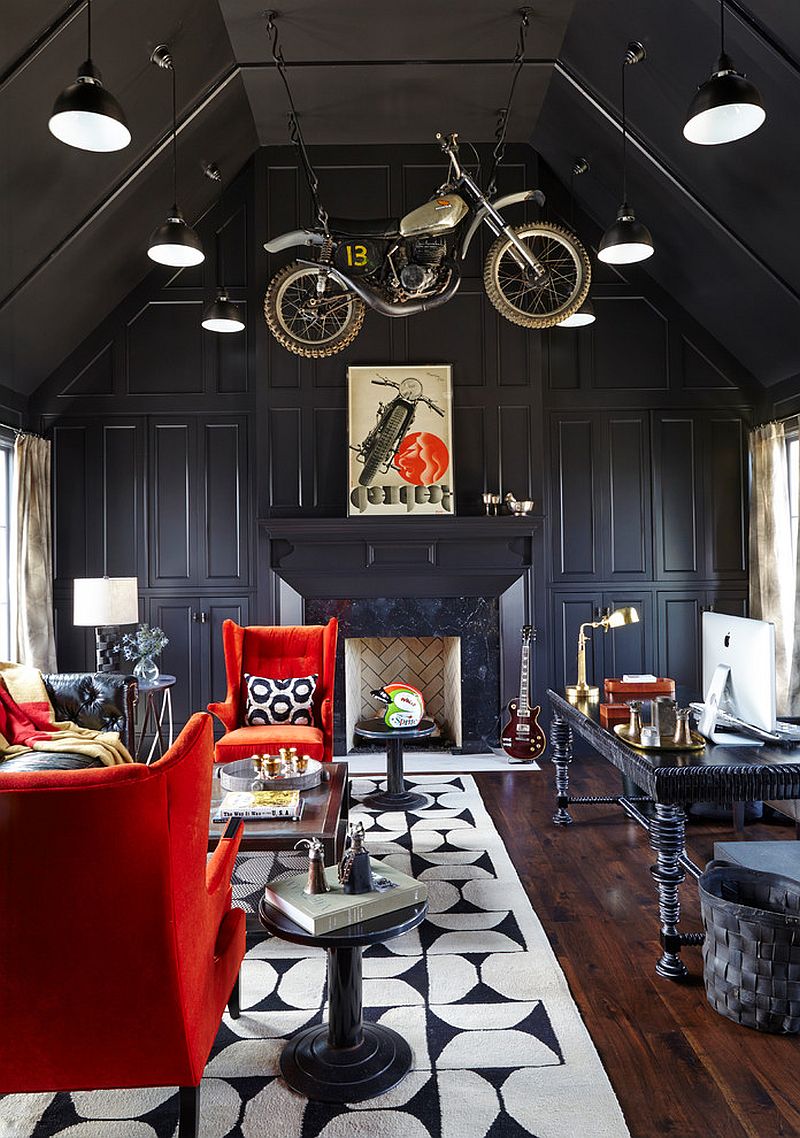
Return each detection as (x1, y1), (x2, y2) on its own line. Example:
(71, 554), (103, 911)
(305, 596), (500, 754)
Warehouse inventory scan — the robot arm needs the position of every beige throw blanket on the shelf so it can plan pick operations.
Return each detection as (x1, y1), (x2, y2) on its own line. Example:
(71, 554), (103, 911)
(0, 662), (132, 767)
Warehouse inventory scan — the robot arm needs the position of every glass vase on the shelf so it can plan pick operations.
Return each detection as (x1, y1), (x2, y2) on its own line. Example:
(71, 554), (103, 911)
(133, 655), (159, 684)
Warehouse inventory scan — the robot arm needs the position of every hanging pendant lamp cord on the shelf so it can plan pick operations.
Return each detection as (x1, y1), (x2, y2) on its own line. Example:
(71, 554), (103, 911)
(86, 0), (92, 59)
(720, 0), (726, 55)
(265, 11), (329, 233)
(621, 60), (627, 205)
(171, 63), (178, 210)
(487, 6), (531, 197)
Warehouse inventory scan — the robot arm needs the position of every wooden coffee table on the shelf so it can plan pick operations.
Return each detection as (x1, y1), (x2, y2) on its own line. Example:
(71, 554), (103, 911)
(208, 759), (349, 864)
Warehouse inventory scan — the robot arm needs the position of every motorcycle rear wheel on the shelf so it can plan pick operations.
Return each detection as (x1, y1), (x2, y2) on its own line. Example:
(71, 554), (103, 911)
(483, 222), (590, 329)
(264, 262), (366, 357)
(358, 406), (407, 486)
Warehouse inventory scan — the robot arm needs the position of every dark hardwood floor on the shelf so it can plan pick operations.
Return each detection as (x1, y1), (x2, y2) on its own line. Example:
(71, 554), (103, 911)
(475, 759), (800, 1138)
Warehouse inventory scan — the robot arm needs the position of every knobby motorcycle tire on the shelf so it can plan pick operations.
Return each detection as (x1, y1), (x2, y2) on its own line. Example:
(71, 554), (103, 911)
(483, 221), (591, 329)
(358, 406), (408, 486)
(264, 261), (366, 357)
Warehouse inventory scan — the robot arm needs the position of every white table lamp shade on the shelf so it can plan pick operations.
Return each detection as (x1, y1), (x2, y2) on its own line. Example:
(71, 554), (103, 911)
(73, 577), (139, 626)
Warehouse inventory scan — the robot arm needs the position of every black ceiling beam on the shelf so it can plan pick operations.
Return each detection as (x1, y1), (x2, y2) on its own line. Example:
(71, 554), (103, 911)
(726, 0), (800, 82)
(0, 0), (85, 94)
(240, 58), (556, 68)
(0, 64), (240, 313)
(554, 59), (800, 308)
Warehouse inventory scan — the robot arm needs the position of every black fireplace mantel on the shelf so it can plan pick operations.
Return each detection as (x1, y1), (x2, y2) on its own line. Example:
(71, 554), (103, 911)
(259, 515), (542, 599)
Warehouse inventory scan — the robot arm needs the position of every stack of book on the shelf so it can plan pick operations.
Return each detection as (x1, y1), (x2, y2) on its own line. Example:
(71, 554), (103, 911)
(214, 789), (303, 821)
(263, 859), (427, 935)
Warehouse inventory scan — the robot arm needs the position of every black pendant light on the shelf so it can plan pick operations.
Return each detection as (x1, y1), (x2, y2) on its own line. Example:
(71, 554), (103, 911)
(558, 159), (596, 328)
(48, 0), (131, 152)
(201, 164), (245, 334)
(598, 42), (654, 266)
(147, 46), (204, 268)
(684, 1), (765, 145)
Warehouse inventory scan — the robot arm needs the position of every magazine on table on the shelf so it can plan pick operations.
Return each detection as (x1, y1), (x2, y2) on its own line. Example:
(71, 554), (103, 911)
(214, 789), (303, 821)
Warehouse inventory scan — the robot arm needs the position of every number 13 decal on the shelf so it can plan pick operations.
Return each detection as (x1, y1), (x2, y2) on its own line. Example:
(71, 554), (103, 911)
(345, 244), (368, 267)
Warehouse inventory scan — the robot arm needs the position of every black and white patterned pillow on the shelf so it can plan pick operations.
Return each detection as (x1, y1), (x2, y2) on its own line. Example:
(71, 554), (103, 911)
(243, 673), (318, 727)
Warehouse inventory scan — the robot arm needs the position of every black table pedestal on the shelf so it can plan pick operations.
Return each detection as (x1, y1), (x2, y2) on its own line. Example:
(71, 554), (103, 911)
(279, 943), (412, 1102)
(362, 736), (428, 811)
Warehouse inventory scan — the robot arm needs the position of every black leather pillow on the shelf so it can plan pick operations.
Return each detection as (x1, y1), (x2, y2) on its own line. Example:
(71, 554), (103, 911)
(244, 673), (318, 727)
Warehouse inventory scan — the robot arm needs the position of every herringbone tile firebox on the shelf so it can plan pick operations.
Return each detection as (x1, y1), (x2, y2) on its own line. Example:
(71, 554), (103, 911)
(344, 635), (462, 748)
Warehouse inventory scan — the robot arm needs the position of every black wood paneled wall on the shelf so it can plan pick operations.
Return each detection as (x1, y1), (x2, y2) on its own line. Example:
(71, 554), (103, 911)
(32, 144), (758, 722)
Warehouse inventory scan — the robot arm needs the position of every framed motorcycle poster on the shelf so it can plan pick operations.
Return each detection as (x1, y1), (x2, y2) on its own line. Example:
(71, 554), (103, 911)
(347, 364), (455, 516)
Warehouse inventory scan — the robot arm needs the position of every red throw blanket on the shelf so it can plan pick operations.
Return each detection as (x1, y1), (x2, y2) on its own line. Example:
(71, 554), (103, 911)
(0, 663), (132, 767)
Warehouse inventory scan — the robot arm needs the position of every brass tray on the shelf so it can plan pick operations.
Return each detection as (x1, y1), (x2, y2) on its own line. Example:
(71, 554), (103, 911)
(613, 723), (705, 752)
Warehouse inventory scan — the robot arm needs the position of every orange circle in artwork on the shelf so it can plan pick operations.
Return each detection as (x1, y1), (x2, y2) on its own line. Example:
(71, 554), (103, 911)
(394, 431), (450, 485)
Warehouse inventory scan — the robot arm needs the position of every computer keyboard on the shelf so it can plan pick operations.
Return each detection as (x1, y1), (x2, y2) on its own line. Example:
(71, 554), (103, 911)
(775, 720), (800, 740)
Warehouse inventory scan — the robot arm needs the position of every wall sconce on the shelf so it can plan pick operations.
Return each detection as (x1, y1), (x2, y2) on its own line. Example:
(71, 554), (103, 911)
(566, 606), (640, 702)
(73, 576), (139, 671)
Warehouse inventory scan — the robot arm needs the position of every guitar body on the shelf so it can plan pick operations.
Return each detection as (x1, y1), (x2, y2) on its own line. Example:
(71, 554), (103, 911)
(501, 701), (547, 762)
(501, 625), (547, 762)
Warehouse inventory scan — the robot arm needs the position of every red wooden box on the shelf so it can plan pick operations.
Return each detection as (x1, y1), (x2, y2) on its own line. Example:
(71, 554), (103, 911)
(604, 677), (675, 702)
(599, 702), (632, 729)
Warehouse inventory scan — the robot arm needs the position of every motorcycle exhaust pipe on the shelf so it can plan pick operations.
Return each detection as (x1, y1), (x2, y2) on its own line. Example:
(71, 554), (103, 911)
(297, 260), (461, 317)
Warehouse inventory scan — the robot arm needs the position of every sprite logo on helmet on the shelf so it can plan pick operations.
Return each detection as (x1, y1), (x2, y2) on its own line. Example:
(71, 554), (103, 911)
(370, 682), (425, 728)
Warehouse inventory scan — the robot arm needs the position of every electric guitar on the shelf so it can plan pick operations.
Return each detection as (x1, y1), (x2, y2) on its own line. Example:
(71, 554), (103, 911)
(501, 625), (547, 762)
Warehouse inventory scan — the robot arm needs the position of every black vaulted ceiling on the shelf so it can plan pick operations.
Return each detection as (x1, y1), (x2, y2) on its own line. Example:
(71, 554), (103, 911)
(1, 0), (797, 394)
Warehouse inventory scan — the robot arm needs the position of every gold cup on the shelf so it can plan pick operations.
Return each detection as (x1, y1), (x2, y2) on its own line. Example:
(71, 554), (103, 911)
(265, 754), (282, 778)
(295, 753), (310, 774)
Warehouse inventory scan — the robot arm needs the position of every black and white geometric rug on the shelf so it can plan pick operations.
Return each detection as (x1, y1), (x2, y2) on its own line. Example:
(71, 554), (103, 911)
(3, 776), (629, 1138)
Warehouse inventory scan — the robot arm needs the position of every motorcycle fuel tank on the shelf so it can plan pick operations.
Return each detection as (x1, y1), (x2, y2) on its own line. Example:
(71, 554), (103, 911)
(400, 194), (468, 237)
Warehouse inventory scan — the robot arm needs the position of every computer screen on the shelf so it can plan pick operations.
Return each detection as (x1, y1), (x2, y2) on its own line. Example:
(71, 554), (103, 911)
(701, 611), (776, 732)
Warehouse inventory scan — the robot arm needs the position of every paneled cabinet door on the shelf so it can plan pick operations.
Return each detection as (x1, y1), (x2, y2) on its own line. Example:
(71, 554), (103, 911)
(655, 589), (746, 702)
(653, 412), (748, 583)
(148, 416), (250, 589)
(147, 595), (250, 735)
(551, 592), (655, 701)
(550, 412), (651, 582)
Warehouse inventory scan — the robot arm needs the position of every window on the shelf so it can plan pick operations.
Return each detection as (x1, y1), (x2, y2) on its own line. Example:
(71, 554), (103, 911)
(0, 432), (13, 659)
(789, 433), (800, 560)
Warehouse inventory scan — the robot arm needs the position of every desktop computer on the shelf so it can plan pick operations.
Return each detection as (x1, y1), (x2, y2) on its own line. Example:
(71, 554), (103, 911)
(697, 611), (800, 745)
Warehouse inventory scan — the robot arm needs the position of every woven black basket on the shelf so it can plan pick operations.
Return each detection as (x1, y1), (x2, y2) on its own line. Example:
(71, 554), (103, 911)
(698, 860), (800, 1033)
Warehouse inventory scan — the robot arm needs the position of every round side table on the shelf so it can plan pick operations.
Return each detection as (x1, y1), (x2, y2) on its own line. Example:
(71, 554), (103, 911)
(355, 716), (435, 810)
(258, 898), (427, 1102)
(134, 674), (176, 764)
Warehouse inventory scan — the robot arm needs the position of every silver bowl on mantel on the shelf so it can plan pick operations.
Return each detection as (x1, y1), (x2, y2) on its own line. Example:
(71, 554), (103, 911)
(508, 498), (536, 516)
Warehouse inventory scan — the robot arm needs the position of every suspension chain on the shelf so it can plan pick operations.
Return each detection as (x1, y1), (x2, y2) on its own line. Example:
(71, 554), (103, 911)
(265, 11), (329, 234)
(487, 6), (532, 197)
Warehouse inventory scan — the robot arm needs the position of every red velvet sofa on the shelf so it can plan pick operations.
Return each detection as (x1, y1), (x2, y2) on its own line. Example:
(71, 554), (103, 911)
(208, 618), (338, 764)
(0, 712), (246, 1138)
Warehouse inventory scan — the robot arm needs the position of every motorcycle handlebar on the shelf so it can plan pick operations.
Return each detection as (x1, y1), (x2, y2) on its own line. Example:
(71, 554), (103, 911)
(424, 398), (445, 416)
(435, 131), (459, 155)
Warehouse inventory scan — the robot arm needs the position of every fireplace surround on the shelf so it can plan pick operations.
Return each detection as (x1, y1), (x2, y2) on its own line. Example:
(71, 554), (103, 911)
(261, 517), (540, 754)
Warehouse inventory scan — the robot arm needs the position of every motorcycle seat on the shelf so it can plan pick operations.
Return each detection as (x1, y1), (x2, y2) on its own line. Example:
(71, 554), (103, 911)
(328, 216), (400, 238)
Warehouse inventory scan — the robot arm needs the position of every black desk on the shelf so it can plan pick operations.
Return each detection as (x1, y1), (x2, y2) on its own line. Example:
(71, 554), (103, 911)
(547, 690), (800, 981)
(258, 898), (428, 1102)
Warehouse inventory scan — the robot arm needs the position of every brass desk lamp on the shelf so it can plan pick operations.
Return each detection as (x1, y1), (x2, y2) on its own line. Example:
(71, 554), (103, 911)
(566, 606), (640, 702)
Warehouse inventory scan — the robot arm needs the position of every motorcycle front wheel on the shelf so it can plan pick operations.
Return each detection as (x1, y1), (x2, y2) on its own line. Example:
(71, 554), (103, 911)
(358, 405), (407, 486)
(264, 262), (366, 357)
(483, 222), (591, 329)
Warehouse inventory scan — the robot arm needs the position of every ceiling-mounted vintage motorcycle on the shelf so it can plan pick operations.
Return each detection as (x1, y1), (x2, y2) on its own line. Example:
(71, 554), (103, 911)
(263, 131), (591, 358)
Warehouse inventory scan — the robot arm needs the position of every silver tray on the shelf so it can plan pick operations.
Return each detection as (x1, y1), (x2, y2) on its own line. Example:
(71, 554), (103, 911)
(219, 756), (323, 792)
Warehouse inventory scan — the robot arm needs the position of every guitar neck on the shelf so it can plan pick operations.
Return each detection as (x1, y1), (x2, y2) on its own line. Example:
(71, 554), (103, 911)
(518, 641), (530, 714)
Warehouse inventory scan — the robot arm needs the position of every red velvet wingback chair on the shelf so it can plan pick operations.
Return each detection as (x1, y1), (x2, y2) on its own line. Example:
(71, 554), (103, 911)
(0, 713), (246, 1138)
(208, 618), (338, 764)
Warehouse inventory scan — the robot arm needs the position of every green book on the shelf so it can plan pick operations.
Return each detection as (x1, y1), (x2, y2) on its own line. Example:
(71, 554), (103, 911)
(263, 859), (428, 935)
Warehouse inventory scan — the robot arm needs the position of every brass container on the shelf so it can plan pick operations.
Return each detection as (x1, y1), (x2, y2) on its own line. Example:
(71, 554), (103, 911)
(265, 754), (282, 778)
(627, 700), (643, 744)
(674, 708), (694, 748)
(295, 754), (310, 774)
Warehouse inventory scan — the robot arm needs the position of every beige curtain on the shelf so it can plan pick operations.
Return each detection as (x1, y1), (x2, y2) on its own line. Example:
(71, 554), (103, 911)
(12, 434), (57, 671)
(749, 421), (797, 714)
